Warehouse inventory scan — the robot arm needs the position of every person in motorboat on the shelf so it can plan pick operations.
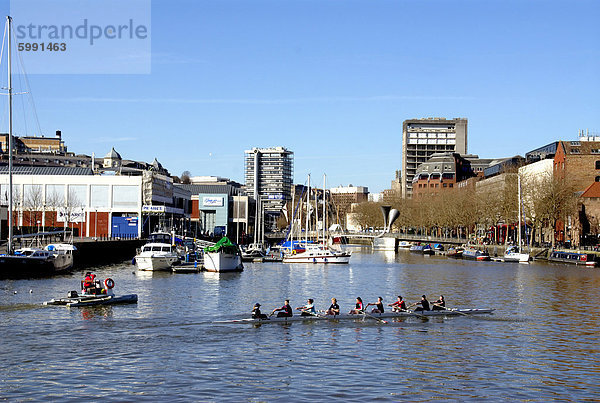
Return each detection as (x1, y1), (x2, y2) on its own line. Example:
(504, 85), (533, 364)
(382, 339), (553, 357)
(432, 295), (446, 311)
(271, 300), (293, 317)
(366, 296), (384, 313)
(414, 295), (431, 312)
(389, 295), (407, 312)
(82, 272), (97, 294)
(349, 297), (364, 314)
(252, 303), (269, 320)
(296, 299), (316, 316)
(326, 298), (340, 315)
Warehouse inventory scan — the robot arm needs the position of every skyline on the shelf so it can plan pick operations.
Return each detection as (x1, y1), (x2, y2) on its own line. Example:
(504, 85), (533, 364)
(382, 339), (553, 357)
(0, 0), (598, 192)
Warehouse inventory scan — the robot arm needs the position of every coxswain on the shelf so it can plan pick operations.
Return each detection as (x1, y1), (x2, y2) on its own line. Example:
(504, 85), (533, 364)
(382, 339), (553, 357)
(271, 299), (293, 317)
(326, 298), (340, 315)
(366, 296), (385, 313)
(349, 297), (364, 314)
(252, 303), (269, 320)
(432, 295), (446, 311)
(414, 295), (431, 312)
(389, 295), (407, 312)
(296, 299), (316, 316)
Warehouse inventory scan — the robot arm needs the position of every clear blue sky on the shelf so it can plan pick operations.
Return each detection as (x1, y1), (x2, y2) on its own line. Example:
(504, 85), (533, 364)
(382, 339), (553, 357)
(1, 0), (599, 192)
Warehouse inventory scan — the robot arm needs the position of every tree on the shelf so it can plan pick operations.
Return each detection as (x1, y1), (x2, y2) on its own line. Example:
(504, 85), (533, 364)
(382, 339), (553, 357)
(352, 202), (383, 230)
(181, 171), (192, 184)
(23, 185), (44, 231)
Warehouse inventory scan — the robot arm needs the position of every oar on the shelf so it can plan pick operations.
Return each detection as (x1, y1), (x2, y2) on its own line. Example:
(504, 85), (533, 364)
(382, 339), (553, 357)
(304, 310), (326, 319)
(399, 307), (428, 320)
(433, 303), (468, 316)
(362, 310), (388, 324)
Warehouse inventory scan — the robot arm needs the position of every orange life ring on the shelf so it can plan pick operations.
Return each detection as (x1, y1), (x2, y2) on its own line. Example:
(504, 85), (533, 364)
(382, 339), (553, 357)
(104, 278), (115, 289)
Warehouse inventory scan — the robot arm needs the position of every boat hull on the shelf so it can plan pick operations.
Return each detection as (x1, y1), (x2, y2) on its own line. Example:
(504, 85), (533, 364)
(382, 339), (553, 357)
(217, 308), (495, 324)
(503, 252), (530, 263)
(0, 253), (73, 279)
(44, 294), (138, 307)
(282, 252), (351, 264)
(203, 252), (243, 272)
(135, 255), (179, 271)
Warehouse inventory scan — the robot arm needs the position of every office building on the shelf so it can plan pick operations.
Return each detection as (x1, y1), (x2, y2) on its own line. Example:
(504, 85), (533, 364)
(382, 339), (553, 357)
(244, 147), (293, 213)
(401, 118), (467, 198)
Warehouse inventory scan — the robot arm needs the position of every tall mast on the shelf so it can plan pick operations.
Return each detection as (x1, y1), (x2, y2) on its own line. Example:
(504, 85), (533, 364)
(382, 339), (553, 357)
(517, 175), (522, 253)
(322, 174), (326, 245)
(305, 174), (310, 246)
(7, 16), (13, 254)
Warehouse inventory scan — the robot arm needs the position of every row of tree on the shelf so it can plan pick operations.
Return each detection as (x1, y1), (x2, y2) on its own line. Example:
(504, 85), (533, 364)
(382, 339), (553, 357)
(352, 172), (578, 248)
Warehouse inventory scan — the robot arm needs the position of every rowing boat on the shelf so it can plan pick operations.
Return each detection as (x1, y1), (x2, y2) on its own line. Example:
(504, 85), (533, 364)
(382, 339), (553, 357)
(216, 308), (494, 324)
(43, 294), (138, 307)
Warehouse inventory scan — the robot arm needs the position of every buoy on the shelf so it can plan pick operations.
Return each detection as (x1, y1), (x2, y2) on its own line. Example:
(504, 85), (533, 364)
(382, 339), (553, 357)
(13, 291), (17, 294)
(29, 289), (33, 293)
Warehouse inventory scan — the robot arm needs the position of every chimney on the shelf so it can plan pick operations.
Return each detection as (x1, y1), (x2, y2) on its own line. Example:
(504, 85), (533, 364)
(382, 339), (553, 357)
(55, 130), (61, 139)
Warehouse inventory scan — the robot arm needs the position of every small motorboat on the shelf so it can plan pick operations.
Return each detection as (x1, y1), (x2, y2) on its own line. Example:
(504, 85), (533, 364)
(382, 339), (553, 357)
(43, 277), (138, 307)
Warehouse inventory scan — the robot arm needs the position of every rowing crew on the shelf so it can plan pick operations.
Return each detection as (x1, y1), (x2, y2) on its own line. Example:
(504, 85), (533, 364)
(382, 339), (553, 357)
(251, 295), (447, 320)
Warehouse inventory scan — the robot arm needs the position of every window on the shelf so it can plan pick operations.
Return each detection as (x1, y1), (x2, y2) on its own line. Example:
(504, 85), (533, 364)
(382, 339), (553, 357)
(449, 184), (453, 188)
(596, 176), (600, 182)
(596, 161), (600, 169)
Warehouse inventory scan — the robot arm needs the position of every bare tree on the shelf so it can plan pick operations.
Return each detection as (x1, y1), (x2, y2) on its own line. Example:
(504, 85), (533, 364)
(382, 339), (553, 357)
(181, 170), (192, 184)
(23, 185), (44, 231)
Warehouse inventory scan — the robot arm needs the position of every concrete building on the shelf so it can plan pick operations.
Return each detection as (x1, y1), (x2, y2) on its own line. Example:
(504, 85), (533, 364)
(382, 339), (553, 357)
(176, 183), (248, 240)
(402, 118), (467, 198)
(244, 147), (294, 213)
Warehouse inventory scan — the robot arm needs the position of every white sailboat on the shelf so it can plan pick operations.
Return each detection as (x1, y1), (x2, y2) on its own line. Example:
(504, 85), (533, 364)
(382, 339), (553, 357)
(283, 174), (351, 264)
(504, 175), (530, 263)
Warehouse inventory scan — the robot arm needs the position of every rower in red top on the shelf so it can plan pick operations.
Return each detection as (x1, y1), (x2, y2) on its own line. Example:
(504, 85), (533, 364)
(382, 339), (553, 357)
(349, 297), (364, 314)
(271, 299), (293, 317)
(389, 295), (407, 312)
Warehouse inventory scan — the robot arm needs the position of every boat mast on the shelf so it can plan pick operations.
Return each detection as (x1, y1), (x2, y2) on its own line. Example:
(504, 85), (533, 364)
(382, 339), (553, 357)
(7, 16), (13, 254)
(322, 174), (326, 245)
(305, 174), (310, 246)
(289, 187), (294, 252)
(517, 174), (522, 253)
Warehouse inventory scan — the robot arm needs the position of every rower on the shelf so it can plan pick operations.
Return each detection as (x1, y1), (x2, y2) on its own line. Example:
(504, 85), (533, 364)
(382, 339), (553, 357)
(432, 295), (445, 311)
(414, 295), (431, 312)
(366, 296), (384, 313)
(388, 295), (407, 312)
(271, 299), (293, 317)
(296, 299), (316, 316)
(326, 298), (340, 315)
(349, 297), (364, 314)
(252, 303), (269, 320)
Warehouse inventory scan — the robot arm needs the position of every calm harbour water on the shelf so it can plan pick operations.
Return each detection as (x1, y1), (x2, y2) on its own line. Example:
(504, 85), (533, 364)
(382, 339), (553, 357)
(1, 246), (600, 401)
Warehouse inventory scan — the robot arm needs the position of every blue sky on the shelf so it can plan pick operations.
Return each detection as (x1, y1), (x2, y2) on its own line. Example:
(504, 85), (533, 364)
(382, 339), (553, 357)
(1, 0), (599, 192)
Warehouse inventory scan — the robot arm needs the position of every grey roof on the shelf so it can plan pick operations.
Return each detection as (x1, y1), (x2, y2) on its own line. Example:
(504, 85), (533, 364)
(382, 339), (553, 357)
(104, 147), (122, 159)
(176, 183), (241, 196)
(0, 166), (94, 175)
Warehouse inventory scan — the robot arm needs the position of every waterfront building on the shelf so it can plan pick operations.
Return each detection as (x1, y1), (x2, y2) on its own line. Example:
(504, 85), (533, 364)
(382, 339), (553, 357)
(554, 140), (600, 191)
(330, 185), (369, 228)
(175, 183), (248, 240)
(402, 118), (467, 198)
(0, 166), (143, 238)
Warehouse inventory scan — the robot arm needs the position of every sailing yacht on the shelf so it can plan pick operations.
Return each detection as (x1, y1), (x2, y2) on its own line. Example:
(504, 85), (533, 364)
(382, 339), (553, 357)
(282, 174), (351, 264)
(504, 175), (530, 263)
